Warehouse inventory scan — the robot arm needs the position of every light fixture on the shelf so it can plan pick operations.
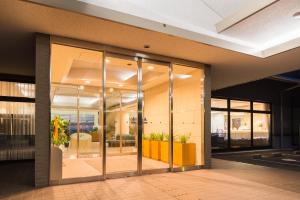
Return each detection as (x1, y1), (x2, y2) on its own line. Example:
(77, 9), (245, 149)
(79, 85), (84, 90)
(105, 59), (110, 63)
(144, 44), (150, 49)
(293, 11), (300, 19)
(109, 88), (114, 93)
(118, 83), (124, 87)
(147, 65), (154, 70)
(84, 80), (91, 84)
(175, 74), (192, 79)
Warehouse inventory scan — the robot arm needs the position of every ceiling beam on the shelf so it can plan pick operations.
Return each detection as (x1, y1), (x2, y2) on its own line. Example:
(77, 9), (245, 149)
(215, 0), (279, 33)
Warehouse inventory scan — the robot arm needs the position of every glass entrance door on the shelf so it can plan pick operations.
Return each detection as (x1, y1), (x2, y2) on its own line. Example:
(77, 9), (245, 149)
(105, 55), (138, 174)
(141, 59), (171, 171)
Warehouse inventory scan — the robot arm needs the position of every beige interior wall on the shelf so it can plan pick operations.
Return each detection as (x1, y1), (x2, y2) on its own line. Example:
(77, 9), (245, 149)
(144, 82), (169, 135)
(143, 67), (205, 165)
(173, 68), (204, 165)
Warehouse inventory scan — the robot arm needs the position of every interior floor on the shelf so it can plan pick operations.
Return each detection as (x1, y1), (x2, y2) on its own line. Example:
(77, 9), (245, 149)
(62, 155), (170, 179)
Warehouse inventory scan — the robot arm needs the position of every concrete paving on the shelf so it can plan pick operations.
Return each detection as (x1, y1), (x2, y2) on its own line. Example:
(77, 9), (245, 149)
(0, 158), (300, 199)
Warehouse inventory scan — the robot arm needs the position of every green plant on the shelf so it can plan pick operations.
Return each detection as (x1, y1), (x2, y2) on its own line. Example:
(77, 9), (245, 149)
(149, 133), (156, 140)
(162, 133), (169, 141)
(50, 116), (70, 146)
(142, 134), (149, 140)
(175, 133), (191, 143)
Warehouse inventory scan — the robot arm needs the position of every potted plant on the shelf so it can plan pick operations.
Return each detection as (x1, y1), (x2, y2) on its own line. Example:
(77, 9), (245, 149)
(142, 134), (151, 158)
(50, 116), (70, 148)
(160, 133), (169, 163)
(90, 127), (99, 142)
(50, 116), (70, 182)
(173, 133), (196, 167)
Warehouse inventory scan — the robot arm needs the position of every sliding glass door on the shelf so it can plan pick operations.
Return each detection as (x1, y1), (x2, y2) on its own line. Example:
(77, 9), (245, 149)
(50, 43), (206, 182)
(105, 55), (138, 174)
(142, 59), (170, 171)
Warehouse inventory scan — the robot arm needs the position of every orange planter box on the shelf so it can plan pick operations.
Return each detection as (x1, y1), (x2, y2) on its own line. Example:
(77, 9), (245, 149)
(173, 142), (196, 167)
(150, 140), (161, 160)
(160, 141), (169, 163)
(142, 139), (151, 158)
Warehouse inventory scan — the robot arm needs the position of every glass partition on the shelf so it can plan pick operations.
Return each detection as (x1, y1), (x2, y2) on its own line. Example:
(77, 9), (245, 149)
(173, 64), (205, 167)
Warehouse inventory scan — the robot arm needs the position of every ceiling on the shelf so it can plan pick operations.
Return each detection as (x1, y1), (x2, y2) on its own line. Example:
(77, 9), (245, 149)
(1, 0), (300, 90)
(29, 0), (300, 58)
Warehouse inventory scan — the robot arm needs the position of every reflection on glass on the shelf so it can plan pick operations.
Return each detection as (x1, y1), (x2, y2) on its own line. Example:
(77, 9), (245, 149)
(50, 44), (103, 181)
(173, 64), (205, 167)
(0, 101), (35, 161)
(230, 100), (250, 110)
(230, 112), (251, 148)
(0, 81), (35, 98)
(253, 102), (270, 111)
(211, 111), (228, 149)
(105, 56), (137, 174)
(253, 113), (270, 146)
(142, 60), (170, 170)
(211, 98), (227, 108)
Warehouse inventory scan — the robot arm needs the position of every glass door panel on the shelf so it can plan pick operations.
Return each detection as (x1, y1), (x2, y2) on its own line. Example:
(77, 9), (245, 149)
(142, 60), (170, 171)
(50, 44), (103, 181)
(105, 55), (138, 174)
(173, 64), (205, 167)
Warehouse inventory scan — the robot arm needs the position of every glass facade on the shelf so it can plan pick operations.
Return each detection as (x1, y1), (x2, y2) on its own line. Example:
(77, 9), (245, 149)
(211, 98), (271, 150)
(50, 44), (206, 182)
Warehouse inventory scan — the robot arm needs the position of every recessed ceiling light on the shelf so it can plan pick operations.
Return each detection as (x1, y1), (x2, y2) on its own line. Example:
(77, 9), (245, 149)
(127, 63), (132, 66)
(175, 74), (192, 79)
(105, 59), (110, 63)
(118, 83), (124, 87)
(293, 12), (300, 19)
(109, 88), (114, 93)
(144, 44), (150, 49)
(79, 85), (85, 90)
(147, 66), (154, 70)
(85, 80), (91, 84)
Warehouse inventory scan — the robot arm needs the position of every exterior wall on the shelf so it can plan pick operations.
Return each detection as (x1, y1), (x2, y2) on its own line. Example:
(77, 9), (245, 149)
(35, 34), (51, 187)
(212, 79), (296, 149)
(204, 65), (211, 167)
(0, 33), (35, 76)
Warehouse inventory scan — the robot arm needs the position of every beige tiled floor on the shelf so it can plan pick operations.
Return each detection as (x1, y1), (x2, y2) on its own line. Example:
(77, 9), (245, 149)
(62, 155), (169, 179)
(2, 159), (300, 200)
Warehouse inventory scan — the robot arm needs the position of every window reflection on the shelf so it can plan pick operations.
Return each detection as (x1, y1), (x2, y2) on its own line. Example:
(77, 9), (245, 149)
(230, 100), (250, 110)
(253, 113), (270, 146)
(211, 111), (228, 149)
(253, 102), (270, 111)
(230, 112), (251, 148)
(211, 98), (227, 108)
